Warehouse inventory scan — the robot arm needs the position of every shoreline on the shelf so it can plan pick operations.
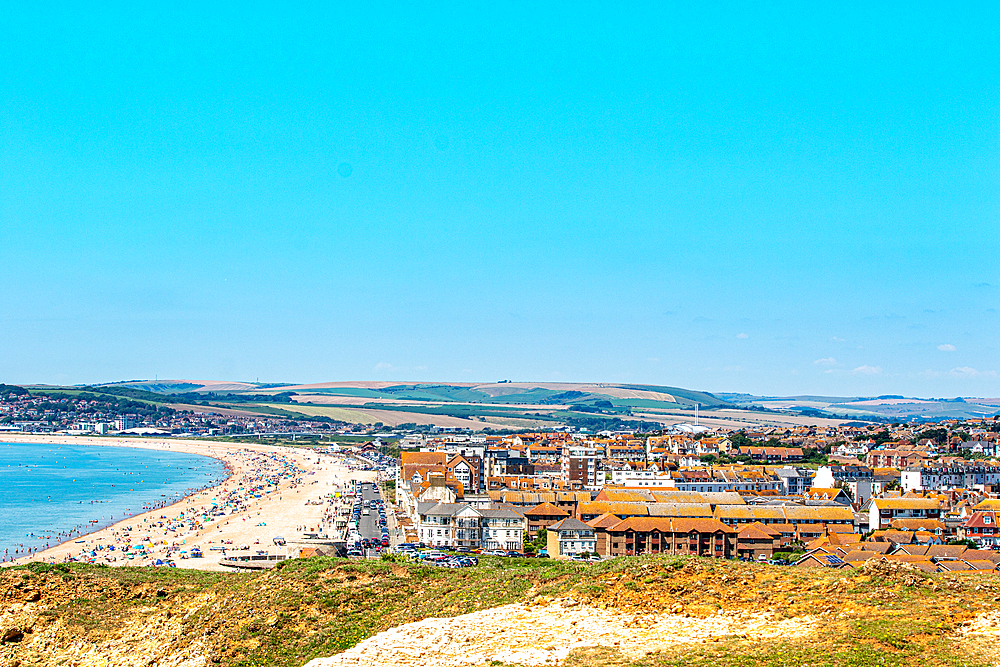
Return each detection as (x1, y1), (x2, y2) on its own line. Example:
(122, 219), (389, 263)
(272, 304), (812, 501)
(2, 437), (234, 559)
(2, 435), (368, 570)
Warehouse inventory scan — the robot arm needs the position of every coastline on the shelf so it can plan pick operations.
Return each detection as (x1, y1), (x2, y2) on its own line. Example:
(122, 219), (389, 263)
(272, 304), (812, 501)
(2, 436), (233, 559)
(2, 435), (369, 570)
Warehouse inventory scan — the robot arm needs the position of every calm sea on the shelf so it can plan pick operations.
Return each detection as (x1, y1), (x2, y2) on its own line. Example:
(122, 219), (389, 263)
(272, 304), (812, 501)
(0, 441), (228, 560)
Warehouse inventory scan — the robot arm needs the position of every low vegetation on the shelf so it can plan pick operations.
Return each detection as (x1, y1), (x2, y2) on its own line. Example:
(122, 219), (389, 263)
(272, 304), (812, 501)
(4, 557), (1000, 667)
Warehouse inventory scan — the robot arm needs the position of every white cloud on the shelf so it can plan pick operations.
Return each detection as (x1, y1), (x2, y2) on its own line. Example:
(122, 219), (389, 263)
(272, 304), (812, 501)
(950, 367), (997, 378)
(813, 357), (837, 366)
(853, 365), (883, 376)
(647, 357), (660, 363)
(938, 344), (956, 351)
(736, 333), (749, 339)
(723, 365), (744, 372)
(830, 336), (845, 342)
(374, 362), (394, 371)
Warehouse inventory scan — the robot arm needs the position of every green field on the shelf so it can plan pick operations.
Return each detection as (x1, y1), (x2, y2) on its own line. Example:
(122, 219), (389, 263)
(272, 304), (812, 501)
(259, 403), (380, 424)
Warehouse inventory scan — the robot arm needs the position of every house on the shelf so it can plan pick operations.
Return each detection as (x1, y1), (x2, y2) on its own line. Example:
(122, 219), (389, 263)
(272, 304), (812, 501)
(901, 462), (1000, 492)
(887, 518), (947, 535)
(546, 518), (597, 559)
(794, 550), (847, 568)
(812, 465), (874, 504)
(737, 522), (782, 562)
(958, 510), (1000, 548)
(416, 502), (465, 547)
(802, 487), (852, 505)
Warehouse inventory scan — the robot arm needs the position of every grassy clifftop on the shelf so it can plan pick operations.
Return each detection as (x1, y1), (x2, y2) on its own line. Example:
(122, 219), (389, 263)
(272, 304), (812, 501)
(2, 556), (1000, 667)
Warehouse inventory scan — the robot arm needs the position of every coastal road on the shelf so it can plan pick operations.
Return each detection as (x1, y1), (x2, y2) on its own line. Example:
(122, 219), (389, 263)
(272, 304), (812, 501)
(357, 483), (385, 556)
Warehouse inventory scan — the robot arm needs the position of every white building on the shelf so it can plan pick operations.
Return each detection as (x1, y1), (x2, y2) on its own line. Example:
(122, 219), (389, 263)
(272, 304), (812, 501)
(415, 502), (525, 551)
(901, 463), (1000, 492)
(606, 469), (676, 487)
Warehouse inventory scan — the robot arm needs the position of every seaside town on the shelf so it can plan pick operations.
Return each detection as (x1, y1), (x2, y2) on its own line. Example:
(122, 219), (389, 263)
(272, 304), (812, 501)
(387, 418), (1000, 571)
(7, 382), (1000, 572)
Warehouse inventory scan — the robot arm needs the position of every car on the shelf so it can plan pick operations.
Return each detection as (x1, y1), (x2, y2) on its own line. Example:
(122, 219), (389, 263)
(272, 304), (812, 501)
(346, 549), (364, 558)
(453, 546), (472, 553)
(588, 555), (601, 562)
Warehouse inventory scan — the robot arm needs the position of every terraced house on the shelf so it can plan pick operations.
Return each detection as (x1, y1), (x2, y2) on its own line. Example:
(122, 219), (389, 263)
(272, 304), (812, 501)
(865, 497), (942, 531)
(901, 462), (1000, 492)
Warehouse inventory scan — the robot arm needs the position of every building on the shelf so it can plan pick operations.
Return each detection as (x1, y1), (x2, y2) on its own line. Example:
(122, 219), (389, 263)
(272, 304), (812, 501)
(738, 447), (805, 462)
(812, 465), (874, 504)
(561, 446), (603, 489)
(901, 462), (1000, 492)
(774, 467), (813, 495)
(866, 497), (942, 531)
(523, 502), (570, 538)
(865, 449), (927, 469)
(737, 522), (783, 562)
(114, 416), (137, 431)
(546, 518), (597, 559)
(606, 468), (675, 487)
(958, 511), (1000, 548)
(603, 517), (736, 559)
(415, 502), (526, 550)
(480, 509), (527, 551)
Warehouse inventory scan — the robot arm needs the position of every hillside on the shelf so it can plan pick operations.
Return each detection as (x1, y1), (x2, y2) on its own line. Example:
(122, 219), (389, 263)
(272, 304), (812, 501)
(721, 393), (1000, 422)
(27, 380), (754, 431)
(3, 557), (1000, 667)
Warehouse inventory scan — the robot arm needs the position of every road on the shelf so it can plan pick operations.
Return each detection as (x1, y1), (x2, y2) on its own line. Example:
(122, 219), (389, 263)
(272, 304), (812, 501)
(354, 480), (402, 556)
(358, 482), (383, 544)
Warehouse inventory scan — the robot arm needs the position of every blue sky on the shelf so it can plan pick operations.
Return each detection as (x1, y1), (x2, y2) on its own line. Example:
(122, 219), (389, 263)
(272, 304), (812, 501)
(2, 3), (998, 397)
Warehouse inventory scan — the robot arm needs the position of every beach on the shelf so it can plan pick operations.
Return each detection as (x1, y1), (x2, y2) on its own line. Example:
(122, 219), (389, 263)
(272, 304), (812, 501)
(3, 435), (372, 570)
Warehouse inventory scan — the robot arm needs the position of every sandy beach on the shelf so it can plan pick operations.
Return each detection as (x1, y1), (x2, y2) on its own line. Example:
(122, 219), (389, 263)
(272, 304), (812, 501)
(3, 435), (374, 570)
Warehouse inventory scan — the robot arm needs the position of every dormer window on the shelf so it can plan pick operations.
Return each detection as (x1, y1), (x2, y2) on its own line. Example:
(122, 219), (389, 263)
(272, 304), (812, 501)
(986, 515), (993, 525)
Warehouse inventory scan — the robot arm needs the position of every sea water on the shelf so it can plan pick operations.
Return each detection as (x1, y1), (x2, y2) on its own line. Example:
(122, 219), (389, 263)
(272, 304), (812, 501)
(0, 441), (228, 560)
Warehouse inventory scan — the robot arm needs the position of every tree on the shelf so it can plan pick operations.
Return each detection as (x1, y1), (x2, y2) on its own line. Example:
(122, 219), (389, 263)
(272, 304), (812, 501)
(729, 432), (753, 448)
(946, 538), (977, 548)
(526, 528), (548, 554)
